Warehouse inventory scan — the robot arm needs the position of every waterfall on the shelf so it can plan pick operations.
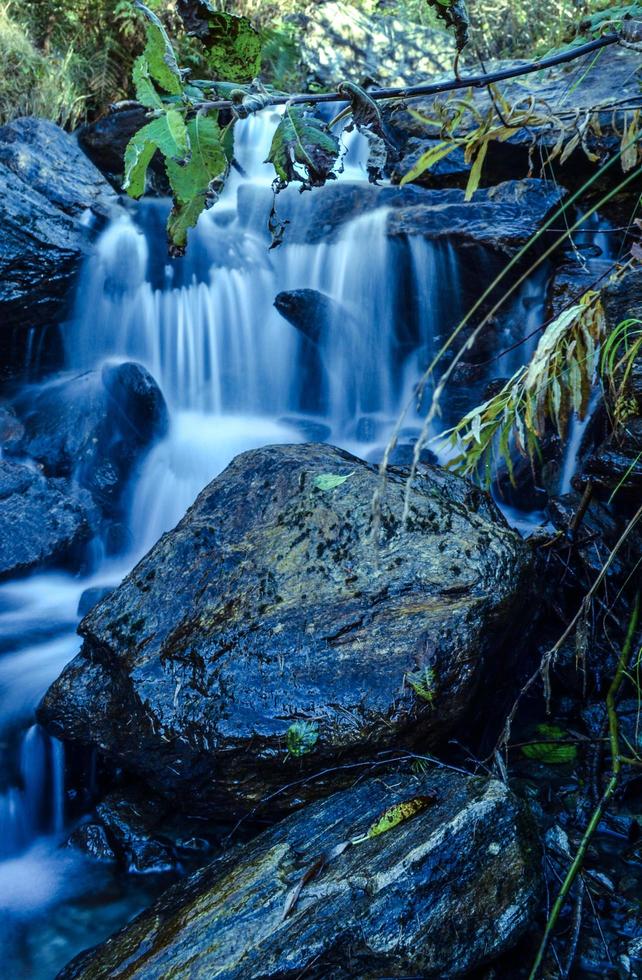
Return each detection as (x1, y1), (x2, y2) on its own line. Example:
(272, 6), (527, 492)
(0, 108), (563, 971)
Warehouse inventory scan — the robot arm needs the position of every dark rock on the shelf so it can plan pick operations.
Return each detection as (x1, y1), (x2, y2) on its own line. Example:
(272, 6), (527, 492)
(547, 493), (638, 588)
(96, 792), (176, 874)
(581, 448), (642, 493)
(0, 460), (97, 580)
(274, 288), (349, 344)
(0, 118), (118, 372)
(12, 362), (168, 519)
(0, 402), (24, 451)
(546, 256), (613, 320)
(238, 180), (422, 245)
(39, 443), (533, 816)
(77, 104), (149, 186)
(77, 587), (114, 619)
(57, 769), (540, 980)
(391, 136), (471, 187)
(0, 117), (114, 220)
(387, 179), (567, 257)
(67, 822), (116, 863)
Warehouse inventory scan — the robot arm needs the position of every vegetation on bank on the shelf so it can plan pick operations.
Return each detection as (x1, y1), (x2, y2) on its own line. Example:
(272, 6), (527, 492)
(0, 0), (632, 126)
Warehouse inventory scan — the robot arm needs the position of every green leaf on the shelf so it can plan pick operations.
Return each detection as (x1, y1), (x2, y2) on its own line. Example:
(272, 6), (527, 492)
(313, 472), (354, 491)
(286, 721), (318, 758)
(166, 113), (230, 254)
(406, 666), (436, 703)
(166, 114), (227, 204)
(267, 105), (339, 190)
(521, 724), (578, 764)
(124, 110), (189, 198)
(132, 56), (164, 110)
(177, 3), (261, 83)
(136, 1), (183, 95)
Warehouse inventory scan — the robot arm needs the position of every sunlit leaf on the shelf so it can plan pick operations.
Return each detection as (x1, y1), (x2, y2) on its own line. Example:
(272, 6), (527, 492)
(124, 109), (189, 198)
(177, 2), (261, 82)
(135, 1), (183, 95)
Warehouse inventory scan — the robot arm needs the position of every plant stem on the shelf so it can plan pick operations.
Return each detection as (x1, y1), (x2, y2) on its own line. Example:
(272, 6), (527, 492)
(528, 594), (640, 979)
(195, 34), (620, 112)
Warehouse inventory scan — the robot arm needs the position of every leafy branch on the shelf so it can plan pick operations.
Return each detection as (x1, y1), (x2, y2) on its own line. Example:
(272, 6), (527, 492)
(121, 0), (637, 254)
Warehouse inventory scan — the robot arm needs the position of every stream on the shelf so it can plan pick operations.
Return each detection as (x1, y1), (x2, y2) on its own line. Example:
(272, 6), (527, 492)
(0, 109), (605, 977)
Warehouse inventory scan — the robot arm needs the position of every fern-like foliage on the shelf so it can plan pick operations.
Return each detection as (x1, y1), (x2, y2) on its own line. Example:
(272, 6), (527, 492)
(442, 290), (607, 483)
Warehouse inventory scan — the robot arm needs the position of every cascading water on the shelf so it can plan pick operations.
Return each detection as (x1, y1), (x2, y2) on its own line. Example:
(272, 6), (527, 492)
(0, 108), (553, 976)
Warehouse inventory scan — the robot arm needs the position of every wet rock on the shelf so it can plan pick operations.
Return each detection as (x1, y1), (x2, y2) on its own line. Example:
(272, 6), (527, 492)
(546, 256), (614, 320)
(0, 117), (114, 220)
(547, 493), (638, 589)
(40, 443), (533, 816)
(274, 288), (349, 344)
(96, 792), (176, 874)
(67, 822), (116, 863)
(0, 118), (118, 350)
(77, 104), (149, 186)
(391, 136), (470, 187)
(238, 180), (422, 245)
(0, 403), (24, 451)
(0, 460), (97, 580)
(57, 769), (540, 980)
(77, 587), (114, 619)
(12, 362), (168, 520)
(387, 179), (567, 258)
(581, 447), (642, 493)
(291, 0), (455, 88)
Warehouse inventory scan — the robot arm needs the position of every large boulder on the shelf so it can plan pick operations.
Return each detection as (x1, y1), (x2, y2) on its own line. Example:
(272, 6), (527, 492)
(58, 769), (541, 979)
(0, 117), (118, 374)
(11, 361), (168, 519)
(40, 444), (533, 815)
(0, 460), (97, 580)
(290, 0), (455, 88)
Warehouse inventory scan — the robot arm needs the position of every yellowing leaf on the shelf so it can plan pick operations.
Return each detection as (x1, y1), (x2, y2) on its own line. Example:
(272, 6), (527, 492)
(358, 794), (437, 841)
(621, 111), (640, 173)
(464, 139), (488, 200)
(399, 141), (458, 186)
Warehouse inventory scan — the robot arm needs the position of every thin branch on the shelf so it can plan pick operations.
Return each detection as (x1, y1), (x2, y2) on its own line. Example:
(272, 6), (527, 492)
(194, 34), (620, 113)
